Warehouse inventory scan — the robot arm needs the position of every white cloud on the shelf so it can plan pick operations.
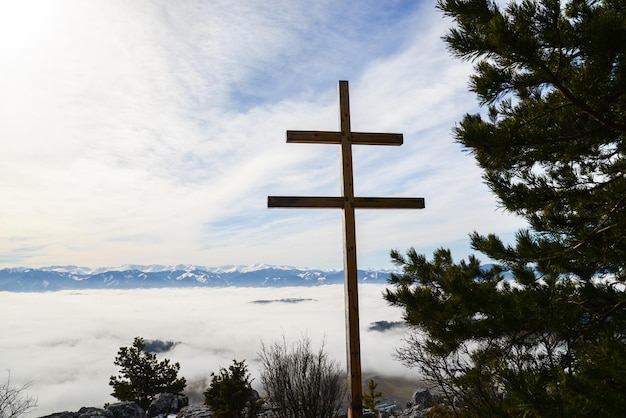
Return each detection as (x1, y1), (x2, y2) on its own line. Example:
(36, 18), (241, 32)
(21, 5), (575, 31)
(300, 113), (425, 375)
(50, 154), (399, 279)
(0, 285), (412, 416)
(0, 0), (526, 269)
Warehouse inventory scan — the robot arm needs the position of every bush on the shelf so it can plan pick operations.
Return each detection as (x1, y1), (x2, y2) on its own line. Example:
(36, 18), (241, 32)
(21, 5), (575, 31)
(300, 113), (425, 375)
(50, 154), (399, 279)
(259, 336), (345, 418)
(0, 372), (37, 418)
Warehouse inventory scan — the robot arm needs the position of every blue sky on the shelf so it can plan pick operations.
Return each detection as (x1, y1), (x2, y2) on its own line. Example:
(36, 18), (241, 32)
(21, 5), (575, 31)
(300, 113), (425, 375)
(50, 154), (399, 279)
(0, 0), (526, 269)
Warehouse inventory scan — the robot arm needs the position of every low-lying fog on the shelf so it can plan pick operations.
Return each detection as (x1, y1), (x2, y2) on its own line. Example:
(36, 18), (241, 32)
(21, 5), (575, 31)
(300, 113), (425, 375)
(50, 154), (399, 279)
(1, 284), (415, 417)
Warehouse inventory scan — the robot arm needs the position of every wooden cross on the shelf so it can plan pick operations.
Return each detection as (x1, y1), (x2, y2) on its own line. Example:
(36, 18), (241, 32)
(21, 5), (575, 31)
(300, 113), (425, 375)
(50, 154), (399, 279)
(268, 80), (425, 418)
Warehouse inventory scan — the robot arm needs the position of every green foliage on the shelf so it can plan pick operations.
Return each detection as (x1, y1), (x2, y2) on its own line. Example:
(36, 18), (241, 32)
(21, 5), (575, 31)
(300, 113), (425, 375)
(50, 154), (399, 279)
(203, 360), (256, 418)
(439, 0), (626, 276)
(385, 0), (626, 416)
(386, 249), (626, 416)
(362, 379), (383, 416)
(109, 337), (186, 410)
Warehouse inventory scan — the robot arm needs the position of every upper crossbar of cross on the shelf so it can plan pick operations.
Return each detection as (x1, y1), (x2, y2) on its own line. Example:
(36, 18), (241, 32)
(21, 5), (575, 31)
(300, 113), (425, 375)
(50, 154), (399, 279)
(268, 80), (424, 418)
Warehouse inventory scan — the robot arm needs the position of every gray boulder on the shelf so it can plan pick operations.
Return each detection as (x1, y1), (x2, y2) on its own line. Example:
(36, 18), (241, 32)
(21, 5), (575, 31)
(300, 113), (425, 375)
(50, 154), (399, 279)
(105, 402), (146, 418)
(38, 401), (145, 418)
(175, 405), (213, 418)
(392, 388), (442, 418)
(39, 412), (77, 418)
(407, 388), (437, 409)
(77, 407), (113, 418)
(147, 393), (189, 417)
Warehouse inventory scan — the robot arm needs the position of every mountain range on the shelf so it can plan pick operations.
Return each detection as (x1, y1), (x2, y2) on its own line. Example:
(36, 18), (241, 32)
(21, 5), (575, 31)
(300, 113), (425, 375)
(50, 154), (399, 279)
(0, 264), (396, 292)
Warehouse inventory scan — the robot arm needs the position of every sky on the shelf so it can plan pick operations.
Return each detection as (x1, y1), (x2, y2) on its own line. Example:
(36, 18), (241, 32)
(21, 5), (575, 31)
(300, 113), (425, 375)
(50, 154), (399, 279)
(0, 0), (527, 270)
(2, 285), (415, 416)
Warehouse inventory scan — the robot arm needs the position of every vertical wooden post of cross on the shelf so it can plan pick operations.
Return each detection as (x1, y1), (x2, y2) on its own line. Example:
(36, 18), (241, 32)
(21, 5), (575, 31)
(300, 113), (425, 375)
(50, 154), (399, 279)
(338, 81), (363, 418)
(268, 81), (425, 418)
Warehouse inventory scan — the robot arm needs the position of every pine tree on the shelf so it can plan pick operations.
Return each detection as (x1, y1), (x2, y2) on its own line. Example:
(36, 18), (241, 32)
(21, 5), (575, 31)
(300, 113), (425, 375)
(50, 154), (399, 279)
(362, 379), (382, 417)
(109, 337), (186, 410)
(385, 0), (626, 416)
(203, 360), (257, 418)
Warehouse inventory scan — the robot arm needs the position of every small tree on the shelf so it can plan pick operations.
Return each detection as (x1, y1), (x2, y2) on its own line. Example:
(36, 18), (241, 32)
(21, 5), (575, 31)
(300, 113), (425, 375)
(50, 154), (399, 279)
(362, 379), (383, 417)
(203, 360), (256, 418)
(109, 337), (186, 409)
(0, 372), (37, 418)
(259, 336), (345, 418)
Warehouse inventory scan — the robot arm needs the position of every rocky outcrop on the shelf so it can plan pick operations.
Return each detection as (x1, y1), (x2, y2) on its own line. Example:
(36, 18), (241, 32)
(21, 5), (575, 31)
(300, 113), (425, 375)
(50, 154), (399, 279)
(147, 393), (188, 417)
(39, 402), (146, 418)
(392, 388), (443, 418)
(40, 411), (76, 418)
(39, 387), (447, 418)
(39, 413), (79, 418)
(106, 402), (146, 418)
(77, 407), (114, 418)
(175, 405), (213, 418)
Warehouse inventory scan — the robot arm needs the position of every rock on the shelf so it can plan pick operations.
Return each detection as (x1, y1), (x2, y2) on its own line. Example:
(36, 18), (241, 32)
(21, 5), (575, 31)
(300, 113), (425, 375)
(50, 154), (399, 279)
(176, 405), (213, 418)
(39, 412), (78, 418)
(395, 404), (427, 418)
(407, 388), (436, 409)
(105, 402), (146, 418)
(39, 401), (145, 418)
(147, 393), (189, 417)
(390, 388), (444, 418)
(77, 407), (113, 418)
(249, 389), (260, 403)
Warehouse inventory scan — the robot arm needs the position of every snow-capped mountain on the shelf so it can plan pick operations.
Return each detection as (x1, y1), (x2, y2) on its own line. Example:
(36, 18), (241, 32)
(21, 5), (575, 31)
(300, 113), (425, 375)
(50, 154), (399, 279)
(0, 264), (395, 292)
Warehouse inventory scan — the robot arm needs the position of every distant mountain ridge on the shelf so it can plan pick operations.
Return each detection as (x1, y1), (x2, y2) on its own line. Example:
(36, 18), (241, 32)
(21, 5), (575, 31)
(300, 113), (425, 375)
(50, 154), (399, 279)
(0, 264), (396, 292)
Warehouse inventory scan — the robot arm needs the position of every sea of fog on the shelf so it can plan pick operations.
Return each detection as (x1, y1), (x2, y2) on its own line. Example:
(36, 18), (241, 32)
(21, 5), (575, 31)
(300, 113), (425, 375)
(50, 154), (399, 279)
(1, 284), (416, 417)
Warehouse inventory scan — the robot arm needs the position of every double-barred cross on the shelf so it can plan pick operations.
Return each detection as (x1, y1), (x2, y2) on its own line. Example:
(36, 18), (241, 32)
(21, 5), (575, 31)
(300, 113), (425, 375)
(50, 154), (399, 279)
(268, 80), (425, 418)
